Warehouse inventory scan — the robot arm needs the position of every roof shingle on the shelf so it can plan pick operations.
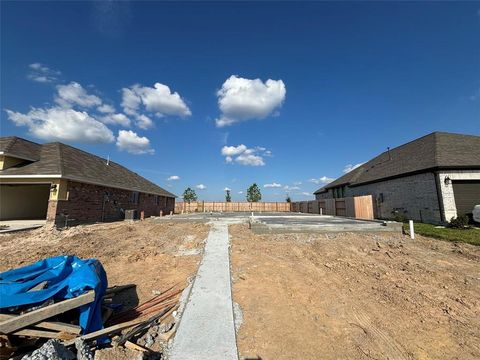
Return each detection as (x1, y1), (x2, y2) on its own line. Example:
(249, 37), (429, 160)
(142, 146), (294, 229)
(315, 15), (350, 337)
(314, 132), (480, 193)
(0, 137), (175, 198)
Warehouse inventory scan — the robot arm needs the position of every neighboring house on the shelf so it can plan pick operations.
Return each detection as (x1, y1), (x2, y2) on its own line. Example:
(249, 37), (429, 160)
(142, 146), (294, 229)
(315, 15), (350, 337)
(0, 136), (176, 225)
(314, 132), (480, 224)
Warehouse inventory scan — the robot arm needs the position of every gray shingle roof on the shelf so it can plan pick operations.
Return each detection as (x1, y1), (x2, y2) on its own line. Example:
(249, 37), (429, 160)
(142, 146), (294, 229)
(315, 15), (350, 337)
(0, 136), (42, 161)
(0, 137), (176, 198)
(314, 132), (480, 194)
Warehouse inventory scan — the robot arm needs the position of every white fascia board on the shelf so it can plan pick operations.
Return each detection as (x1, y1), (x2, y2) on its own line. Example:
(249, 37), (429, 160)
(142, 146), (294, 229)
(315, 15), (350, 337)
(0, 175), (62, 178)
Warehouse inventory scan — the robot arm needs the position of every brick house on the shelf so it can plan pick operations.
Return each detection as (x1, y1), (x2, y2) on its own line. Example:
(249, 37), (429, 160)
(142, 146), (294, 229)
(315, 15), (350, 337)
(314, 132), (480, 224)
(0, 137), (176, 225)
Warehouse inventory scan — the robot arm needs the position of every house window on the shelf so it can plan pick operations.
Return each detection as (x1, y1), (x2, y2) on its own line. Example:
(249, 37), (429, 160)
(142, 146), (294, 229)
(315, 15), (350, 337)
(131, 191), (140, 205)
(155, 195), (160, 205)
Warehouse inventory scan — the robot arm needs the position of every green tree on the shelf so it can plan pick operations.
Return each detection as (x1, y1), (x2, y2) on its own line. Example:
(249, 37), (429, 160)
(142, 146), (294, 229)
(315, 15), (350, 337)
(182, 187), (197, 203)
(246, 183), (262, 202)
(225, 189), (232, 202)
(286, 195), (291, 203)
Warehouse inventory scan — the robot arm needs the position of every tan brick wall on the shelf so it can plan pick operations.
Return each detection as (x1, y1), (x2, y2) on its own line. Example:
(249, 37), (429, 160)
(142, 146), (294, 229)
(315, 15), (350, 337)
(47, 180), (174, 225)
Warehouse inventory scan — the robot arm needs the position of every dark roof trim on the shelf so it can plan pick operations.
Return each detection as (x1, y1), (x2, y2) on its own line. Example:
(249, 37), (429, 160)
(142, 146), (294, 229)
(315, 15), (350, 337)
(348, 166), (480, 188)
(65, 176), (177, 198)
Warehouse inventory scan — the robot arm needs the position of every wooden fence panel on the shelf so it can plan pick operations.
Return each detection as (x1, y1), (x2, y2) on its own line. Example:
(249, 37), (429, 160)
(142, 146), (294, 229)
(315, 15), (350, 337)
(174, 202), (291, 213)
(335, 199), (346, 217)
(354, 195), (374, 220)
(291, 196), (374, 220)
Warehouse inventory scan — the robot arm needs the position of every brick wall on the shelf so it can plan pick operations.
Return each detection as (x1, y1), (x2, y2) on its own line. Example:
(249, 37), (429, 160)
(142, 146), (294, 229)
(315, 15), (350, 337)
(436, 170), (480, 221)
(47, 180), (175, 225)
(316, 172), (442, 223)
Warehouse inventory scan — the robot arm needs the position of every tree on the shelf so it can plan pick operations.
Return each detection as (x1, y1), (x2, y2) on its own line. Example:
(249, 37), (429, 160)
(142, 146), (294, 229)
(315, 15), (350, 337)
(225, 189), (232, 202)
(286, 195), (291, 203)
(246, 183), (262, 202)
(182, 187), (197, 203)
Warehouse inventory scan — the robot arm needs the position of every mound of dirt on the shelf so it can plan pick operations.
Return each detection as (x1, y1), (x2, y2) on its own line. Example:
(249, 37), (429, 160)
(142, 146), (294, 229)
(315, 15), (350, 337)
(231, 224), (480, 360)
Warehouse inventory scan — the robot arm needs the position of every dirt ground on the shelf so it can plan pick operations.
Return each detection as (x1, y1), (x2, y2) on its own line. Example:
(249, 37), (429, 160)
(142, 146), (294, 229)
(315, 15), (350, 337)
(231, 224), (480, 360)
(0, 219), (209, 305)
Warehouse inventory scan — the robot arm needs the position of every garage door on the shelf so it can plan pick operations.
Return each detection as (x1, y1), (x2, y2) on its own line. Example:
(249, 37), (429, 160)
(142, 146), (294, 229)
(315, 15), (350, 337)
(0, 184), (50, 220)
(452, 180), (480, 216)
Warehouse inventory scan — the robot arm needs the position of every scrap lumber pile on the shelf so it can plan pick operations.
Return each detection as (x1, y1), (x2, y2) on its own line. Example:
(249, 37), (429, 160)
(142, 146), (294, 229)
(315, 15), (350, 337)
(0, 257), (185, 359)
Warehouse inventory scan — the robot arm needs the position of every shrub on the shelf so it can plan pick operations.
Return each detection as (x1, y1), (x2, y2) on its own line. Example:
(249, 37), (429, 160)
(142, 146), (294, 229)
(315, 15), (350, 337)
(449, 215), (469, 229)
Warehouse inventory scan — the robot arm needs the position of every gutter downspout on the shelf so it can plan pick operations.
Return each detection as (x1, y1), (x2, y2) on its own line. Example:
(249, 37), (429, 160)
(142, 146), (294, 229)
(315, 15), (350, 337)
(434, 171), (445, 223)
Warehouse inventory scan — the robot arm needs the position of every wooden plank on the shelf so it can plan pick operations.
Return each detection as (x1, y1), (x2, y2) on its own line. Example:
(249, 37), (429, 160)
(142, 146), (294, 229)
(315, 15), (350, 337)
(63, 317), (145, 346)
(12, 329), (77, 340)
(125, 340), (151, 353)
(0, 291), (95, 334)
(0, 314), (81, 334)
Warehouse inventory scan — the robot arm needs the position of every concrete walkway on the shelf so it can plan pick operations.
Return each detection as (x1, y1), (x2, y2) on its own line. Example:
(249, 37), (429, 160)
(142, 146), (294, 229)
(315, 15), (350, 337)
(170, 221), (238, 360)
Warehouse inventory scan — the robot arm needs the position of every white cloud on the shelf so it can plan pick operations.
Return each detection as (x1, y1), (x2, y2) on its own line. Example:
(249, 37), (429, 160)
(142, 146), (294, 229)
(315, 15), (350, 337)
(167, 175), (180, 181)
(196, 184), (206, 190)
(5, 107), (115, 143)
(224, 187), (231, 191)
(343, 162), (365, 174)
(298, 192), (312, 196)
(121, 83), (191, 118)
(55, 82), (102, 108)
(135, 114), (154, 129)
(264, 183), (282, 188)
(220, 144), (271, 166)
(116, 130), (154, 155)
(238, 191), (243, 194)
(284, 185), (300, 191)
(235, 153), (265, 166)
(293, 181), (302, 186)
(97, 104), (115, 113)
(99, 113), (131, 127)
(221, 144), (247, 156)
(27, 63), (60, 83)
(309, 176), (334, 185)
(215, 75), (286, 127)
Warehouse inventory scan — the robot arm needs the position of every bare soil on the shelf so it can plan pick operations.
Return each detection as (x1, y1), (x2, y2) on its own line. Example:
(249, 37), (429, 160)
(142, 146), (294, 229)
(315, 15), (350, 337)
(231, 224), (480, 360)
(0, 220), (209, 305)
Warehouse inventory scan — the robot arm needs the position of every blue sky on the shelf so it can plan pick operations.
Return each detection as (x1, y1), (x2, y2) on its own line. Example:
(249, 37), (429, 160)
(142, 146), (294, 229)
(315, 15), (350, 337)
(1, 2), (479, 201)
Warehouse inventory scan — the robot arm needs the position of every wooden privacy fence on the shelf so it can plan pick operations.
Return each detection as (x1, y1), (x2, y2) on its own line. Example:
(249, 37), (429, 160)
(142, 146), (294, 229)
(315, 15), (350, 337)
(175, 201), (291, 213)
(291, 195), (374, 220)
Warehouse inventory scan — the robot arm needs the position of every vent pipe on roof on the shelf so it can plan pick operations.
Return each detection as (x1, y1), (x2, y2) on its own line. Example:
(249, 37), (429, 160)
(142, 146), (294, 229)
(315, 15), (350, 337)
(106, 155), (110, 166)
(387, 147), (391, 160)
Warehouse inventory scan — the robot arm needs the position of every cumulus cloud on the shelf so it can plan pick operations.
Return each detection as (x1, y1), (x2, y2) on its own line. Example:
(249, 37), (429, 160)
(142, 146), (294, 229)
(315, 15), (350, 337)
(343, 162), (365, 174)
(264, 183), (282, 188)
(116, 130), (154, 155)
(135, 114), (154, 129)
(215, 75), (286, 127)
(99, 113), (131, 127)
(238, 191), (243, 194)
(121, 83), (191, 128)
(5, 107), (115, 143)
(284, 185), (300, 191)
(220, 144), (271, 166)
(309, 176), (334, 185)
(27, 63), (61, 83)
(196, 184), (206, 190)
(221, 144), (247, 156)
(97, 104), (115, 113)
(224, 187), (231, 191)
(167, 175), (180, 181)
(55, 82), (102, 108)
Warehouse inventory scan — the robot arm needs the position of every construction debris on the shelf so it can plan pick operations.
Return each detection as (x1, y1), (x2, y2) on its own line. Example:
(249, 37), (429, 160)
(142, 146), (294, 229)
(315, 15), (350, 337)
(0, 256), (185, 359)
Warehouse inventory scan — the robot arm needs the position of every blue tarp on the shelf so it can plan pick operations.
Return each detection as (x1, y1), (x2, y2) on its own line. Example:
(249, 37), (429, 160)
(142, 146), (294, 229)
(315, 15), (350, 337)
(0, 255), (107, 335)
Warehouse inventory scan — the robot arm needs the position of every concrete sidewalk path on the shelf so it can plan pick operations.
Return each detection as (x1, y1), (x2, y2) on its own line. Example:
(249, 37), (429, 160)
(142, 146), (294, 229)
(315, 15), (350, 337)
(170, 221), (238, 360)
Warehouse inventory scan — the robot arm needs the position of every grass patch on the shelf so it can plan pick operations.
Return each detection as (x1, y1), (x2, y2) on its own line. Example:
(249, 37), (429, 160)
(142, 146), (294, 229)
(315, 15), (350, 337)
(404, 222), (480, 246)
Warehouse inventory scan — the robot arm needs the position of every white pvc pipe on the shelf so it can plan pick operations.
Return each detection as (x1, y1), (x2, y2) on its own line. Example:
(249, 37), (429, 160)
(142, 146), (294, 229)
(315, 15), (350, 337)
(409, 220), (414, 240)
